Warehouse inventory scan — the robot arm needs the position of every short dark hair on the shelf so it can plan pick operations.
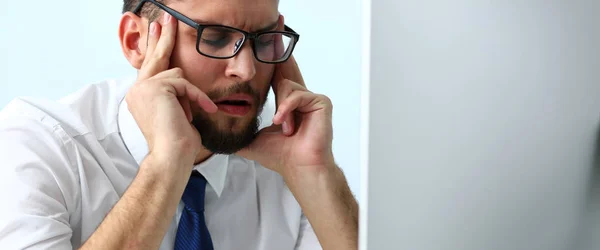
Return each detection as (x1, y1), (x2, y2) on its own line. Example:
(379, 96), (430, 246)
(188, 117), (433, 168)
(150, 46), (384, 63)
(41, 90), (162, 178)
(122, 0), (171, 22)
(123, 0), (279, 22)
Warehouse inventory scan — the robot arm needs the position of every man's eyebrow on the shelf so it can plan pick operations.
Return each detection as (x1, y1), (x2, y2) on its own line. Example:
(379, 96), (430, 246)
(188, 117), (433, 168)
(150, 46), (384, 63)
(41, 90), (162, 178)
(192, 19), (279, 33)
(253, 21), (279, 33)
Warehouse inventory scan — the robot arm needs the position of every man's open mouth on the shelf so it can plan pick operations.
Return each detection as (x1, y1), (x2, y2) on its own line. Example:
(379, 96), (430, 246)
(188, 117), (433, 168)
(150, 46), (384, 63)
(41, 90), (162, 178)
(216, 100), (251, 106)
(213, 94), (254, 116)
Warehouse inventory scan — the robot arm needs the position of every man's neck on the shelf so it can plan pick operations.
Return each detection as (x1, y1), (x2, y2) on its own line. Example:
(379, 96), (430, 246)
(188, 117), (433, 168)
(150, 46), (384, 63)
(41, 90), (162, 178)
(194, 148), (214, 165)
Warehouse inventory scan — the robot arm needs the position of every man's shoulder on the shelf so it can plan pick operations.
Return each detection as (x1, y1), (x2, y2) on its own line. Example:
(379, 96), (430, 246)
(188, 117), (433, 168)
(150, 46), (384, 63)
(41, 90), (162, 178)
(0, 77), (135, 139)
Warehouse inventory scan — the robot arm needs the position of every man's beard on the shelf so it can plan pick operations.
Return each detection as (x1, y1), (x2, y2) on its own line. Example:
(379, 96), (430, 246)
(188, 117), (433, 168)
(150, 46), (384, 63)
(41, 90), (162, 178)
(191, 83), (268, 154)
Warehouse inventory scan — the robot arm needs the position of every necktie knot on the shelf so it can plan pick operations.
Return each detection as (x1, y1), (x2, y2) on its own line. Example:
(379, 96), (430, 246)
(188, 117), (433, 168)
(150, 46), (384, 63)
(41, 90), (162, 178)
(181, 171), (208, 213)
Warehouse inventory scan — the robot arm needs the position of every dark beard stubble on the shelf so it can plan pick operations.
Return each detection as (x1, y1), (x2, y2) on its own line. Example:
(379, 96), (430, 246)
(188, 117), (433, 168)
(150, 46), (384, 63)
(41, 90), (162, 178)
(191, 83), (269, 154)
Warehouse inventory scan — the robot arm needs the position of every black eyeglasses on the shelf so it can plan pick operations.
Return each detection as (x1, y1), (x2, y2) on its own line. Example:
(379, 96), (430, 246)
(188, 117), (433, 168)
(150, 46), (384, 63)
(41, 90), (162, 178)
(132, 0), (300, 64)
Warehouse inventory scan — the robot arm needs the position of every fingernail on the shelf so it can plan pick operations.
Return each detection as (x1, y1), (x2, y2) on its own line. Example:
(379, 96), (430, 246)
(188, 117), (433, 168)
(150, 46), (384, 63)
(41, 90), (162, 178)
(149, 22), (156, 35)
(282, 121), (289, 134)
(163, 12), (171, 23)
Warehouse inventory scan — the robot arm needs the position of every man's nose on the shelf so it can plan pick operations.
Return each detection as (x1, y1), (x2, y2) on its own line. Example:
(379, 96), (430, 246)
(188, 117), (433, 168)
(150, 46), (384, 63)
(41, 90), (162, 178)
(225, 40), (257, 82)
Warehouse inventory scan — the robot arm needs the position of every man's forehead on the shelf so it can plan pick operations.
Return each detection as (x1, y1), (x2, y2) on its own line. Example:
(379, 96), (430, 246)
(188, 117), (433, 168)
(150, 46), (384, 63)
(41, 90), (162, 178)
(174, 0), (279, 31)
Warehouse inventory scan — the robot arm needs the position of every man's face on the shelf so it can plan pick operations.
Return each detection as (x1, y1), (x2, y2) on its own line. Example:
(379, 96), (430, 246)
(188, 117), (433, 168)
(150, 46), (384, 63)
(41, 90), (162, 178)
(162, 0), (280, 154)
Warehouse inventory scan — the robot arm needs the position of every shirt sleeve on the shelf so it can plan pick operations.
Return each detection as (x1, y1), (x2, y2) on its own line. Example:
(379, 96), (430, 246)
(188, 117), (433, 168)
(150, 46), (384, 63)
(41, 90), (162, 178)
(294, 213), (323, 250)
(0, 117), (78, 249)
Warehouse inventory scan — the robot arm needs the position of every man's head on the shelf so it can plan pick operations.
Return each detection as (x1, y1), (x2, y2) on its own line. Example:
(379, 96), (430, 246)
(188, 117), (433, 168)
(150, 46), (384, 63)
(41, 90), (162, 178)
(119, 0), (293, 154)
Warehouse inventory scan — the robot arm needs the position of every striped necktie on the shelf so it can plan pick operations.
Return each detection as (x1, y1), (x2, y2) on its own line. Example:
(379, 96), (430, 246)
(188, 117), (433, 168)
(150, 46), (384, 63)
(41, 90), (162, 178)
(174, 170), (214, 250)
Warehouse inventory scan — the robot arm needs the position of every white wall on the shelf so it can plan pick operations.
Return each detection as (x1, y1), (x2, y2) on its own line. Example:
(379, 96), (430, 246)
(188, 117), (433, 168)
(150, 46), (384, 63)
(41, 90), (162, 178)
(0, 2), (133, 106)
(364, 1), (600, 250)
(0, 1), (362, 200)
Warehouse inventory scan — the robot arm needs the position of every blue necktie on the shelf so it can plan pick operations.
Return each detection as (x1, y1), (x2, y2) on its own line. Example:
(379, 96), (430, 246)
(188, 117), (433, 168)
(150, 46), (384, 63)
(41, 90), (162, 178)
(174, 171), (214, 250)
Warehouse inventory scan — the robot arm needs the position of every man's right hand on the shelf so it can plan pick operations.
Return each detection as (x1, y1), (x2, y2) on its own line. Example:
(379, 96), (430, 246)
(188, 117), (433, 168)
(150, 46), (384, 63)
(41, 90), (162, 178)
(80, 12), (216, 250)
(125, 11), (217, 170)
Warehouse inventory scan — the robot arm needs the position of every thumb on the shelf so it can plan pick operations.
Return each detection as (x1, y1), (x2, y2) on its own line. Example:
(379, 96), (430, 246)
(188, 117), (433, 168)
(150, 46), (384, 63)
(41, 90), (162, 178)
(235, 124), (284, 168)
(257, 123), (284, 134)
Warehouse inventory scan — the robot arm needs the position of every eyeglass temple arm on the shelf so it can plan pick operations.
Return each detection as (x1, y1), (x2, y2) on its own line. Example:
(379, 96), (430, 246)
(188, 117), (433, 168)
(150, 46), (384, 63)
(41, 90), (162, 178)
(132, 0), (151, 14)
(132, 0), (200, 29)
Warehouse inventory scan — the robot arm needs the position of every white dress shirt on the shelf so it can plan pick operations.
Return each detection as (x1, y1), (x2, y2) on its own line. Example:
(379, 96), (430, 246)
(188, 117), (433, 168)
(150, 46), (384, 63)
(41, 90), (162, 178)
(0, 78), (321, 250)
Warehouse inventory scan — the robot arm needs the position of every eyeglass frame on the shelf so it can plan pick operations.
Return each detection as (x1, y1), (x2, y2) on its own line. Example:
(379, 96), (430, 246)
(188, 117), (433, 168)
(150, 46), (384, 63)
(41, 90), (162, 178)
(132, 0), (300, 64)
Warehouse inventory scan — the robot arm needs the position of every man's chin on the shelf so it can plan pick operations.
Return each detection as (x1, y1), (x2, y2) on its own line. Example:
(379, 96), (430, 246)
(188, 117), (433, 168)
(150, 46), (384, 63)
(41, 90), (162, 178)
(192, 114), (260, 155)
(201, 132), (257, 155)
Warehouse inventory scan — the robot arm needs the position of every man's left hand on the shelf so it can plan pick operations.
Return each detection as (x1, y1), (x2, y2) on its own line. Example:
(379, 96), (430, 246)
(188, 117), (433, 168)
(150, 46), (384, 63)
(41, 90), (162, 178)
(236, 55), (335, 177)
(237, 55), (358, 250)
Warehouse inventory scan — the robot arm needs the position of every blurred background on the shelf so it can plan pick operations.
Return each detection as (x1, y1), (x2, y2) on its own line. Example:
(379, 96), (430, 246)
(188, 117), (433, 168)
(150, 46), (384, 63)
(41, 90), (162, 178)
(0, 1), (363, 201)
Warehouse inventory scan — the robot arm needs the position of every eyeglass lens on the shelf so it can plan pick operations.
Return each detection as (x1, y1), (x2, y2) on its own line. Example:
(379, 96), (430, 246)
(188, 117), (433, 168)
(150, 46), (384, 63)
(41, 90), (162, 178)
(198, 26), (294, 62)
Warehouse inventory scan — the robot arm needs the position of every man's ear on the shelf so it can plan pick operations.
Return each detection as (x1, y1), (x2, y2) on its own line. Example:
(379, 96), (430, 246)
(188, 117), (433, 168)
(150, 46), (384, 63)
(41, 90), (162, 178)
(118, 12), (147, 70)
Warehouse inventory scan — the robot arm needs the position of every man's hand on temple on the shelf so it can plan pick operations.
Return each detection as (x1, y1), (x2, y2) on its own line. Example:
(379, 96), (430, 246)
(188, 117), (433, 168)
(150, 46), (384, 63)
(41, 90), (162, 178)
(236, 55), (359, 250)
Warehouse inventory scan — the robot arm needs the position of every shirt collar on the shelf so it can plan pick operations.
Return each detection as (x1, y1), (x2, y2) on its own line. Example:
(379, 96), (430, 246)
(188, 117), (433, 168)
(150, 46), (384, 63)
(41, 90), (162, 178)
(117, 95), (229, 197)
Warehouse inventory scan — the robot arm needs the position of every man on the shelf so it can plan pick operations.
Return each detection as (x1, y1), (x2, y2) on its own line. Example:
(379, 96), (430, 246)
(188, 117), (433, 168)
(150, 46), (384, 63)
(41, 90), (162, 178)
(0, 0), (358, 249)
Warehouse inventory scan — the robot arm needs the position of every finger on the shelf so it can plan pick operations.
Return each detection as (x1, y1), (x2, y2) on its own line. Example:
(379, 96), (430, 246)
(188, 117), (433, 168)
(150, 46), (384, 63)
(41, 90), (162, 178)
(274, 34), (285, 60)
(139, 12), (178, 80)
(271, 61), (308, 107)
(271, 61), (307, 131)
(276, 55), (305, 87)
(152, 67), (185, 80)
(273, 78), (291, 111)
(235, 123), (284, 170)
(140, 21), (160, 72)
(272, 90), (325, 135)
(280, 102), (294, 136)
(274, 15), (285, 59)
(270, 66), (286, 107)
(259, 124), (284, 134)
(178, 96), (192, 122)
(274, 91), (330, 120)
(273, 79), (307, 135)
(164, 78), (218, 114)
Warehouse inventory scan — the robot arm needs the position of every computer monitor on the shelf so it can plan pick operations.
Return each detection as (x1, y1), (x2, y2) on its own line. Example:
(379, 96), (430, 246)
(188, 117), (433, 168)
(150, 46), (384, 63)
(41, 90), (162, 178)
(360, 1), (600, 249)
